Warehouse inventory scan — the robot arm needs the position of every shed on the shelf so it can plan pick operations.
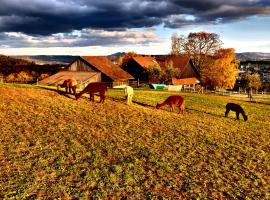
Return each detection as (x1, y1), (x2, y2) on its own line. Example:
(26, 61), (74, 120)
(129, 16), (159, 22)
(172, 77), (200, 91)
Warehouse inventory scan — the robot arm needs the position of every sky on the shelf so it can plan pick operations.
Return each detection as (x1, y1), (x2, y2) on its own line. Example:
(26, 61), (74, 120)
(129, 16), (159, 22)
(0, 0), (270, 56)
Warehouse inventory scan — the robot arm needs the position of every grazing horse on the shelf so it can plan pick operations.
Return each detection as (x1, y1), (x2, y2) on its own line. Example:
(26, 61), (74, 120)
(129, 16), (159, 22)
(225, 103), (248, 121)
(75, 82), (107, 103)
(156, 95), (185, 114)
(57, 79), (77, 95)
(124, 86), (134, 104)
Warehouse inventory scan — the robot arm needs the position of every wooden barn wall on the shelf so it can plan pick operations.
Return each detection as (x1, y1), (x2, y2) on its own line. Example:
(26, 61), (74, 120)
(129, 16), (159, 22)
(123, 60), (148, 82)
(68, 59), (96, 72)
(78, 73), (102, 89)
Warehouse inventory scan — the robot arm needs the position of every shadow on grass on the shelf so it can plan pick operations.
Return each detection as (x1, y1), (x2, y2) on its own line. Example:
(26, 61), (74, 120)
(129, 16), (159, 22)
(108, 96), (226, 118)
(236, 98), (270, 106)
(37, 86), (76, 100)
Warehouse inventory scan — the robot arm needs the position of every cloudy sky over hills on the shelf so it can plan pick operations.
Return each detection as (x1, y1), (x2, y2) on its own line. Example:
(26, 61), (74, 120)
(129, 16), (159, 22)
(0, 0), (270, 55)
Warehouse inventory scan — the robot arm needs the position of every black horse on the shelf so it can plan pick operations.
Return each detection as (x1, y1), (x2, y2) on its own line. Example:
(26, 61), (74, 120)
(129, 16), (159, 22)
(225, 103), (248, 121)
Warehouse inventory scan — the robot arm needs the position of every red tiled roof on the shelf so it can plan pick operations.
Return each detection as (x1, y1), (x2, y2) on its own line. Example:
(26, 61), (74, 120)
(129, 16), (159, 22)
(132, 56), (160, 69)
(172, 77), (200, 85)
(81, 56), (133, 81)
(156, 55), (190, 70)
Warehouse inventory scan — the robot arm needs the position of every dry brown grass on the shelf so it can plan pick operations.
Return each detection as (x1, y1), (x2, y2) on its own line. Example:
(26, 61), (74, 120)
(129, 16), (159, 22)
(0, 84), (269, 199)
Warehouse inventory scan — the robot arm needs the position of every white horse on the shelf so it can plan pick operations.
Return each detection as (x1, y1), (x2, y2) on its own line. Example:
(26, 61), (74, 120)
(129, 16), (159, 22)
(124, 86), (134, 104)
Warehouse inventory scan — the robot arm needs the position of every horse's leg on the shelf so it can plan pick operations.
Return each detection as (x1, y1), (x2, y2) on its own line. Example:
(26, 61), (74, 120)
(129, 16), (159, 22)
(225, 109), (230, 117)
(102, 91), (106, 103)
(90, 93), (94, 102)
(236, 112), (240, 120)
(99, 91), (105, 103)
(72, 87), (76, 95)
(130, 94), (133, 104)
(179, 104), (184, 114)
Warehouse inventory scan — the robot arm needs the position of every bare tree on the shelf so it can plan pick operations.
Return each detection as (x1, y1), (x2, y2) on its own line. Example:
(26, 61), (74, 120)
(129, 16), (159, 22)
(171, 32), (222, 73)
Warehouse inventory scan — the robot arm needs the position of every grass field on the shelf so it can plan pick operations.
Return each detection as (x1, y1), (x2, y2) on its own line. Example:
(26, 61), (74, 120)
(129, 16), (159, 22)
(0, 83), (269, 199)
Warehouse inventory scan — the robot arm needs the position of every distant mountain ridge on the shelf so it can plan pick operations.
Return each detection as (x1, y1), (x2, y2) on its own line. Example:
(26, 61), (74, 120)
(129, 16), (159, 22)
(13, 55), (77, 65)
(236, 52), (270, 61)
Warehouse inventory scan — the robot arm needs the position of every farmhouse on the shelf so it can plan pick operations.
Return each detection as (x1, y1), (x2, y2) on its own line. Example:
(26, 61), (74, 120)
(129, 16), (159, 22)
(39, 56), (134, 88)
(122, 56), (160, 82)
(157, 55), (200, 90)
(156, 55), (199, 80)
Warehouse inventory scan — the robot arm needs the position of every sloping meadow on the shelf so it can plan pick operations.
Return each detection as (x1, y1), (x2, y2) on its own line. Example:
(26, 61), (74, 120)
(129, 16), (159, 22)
(0, 84), (269, 199)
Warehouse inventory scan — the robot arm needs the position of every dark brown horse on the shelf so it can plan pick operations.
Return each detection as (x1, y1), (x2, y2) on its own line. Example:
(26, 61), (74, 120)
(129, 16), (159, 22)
(57, 79), (77, 95)
(156, 95), (185, 114)
(75, 82), (107, 103)
(225, 103), (248, 121)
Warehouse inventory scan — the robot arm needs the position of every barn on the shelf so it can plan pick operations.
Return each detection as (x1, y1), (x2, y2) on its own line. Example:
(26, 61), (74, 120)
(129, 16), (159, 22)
(68, 56), (134, 87)
(38, 56), (134, 88)
(122, 56), (160, 83)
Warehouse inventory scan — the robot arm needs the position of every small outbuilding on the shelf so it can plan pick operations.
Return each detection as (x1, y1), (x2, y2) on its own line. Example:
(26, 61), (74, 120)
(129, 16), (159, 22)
(37, 71), (101, 89)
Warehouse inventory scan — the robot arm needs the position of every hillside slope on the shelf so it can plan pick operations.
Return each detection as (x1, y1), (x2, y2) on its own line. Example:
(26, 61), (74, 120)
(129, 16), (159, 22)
(0, 84), (269, 199)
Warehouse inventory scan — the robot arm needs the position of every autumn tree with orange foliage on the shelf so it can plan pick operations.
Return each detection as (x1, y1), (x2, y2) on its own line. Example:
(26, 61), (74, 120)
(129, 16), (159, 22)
(201, 48), (239, 89)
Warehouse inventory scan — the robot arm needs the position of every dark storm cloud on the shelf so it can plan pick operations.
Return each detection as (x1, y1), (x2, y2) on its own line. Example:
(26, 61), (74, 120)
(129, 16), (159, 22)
(0, 28), (161, 48)
(1, 0), (270, 36)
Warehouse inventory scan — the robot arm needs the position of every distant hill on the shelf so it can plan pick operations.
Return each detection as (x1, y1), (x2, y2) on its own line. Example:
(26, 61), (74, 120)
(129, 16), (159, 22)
(12, 53), (126, 66)
(12, 55), (76, 65)
(236, 52), (270, 61)
(0, 55), (34, 66)
(11, 53), (126, 65)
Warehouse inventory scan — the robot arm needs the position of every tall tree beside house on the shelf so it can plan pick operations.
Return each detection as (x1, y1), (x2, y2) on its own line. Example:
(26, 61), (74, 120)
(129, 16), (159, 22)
(241, 71), (261, 101)
(201, 48), (239, 89)
(171, 32), (222, 73)
(161, 60), (180, 84)
(146, 64), (162, 83)
(146, 61), (180, 84)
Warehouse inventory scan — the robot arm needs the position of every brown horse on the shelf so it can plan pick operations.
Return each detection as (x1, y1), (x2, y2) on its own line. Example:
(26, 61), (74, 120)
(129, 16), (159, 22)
(156, 95), (185, 114)
(57, 79), (77, 95)
(75, 82), (107, 103)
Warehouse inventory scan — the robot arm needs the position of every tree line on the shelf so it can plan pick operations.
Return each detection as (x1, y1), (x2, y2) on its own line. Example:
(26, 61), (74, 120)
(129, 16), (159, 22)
(0, 55), (65, 83)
